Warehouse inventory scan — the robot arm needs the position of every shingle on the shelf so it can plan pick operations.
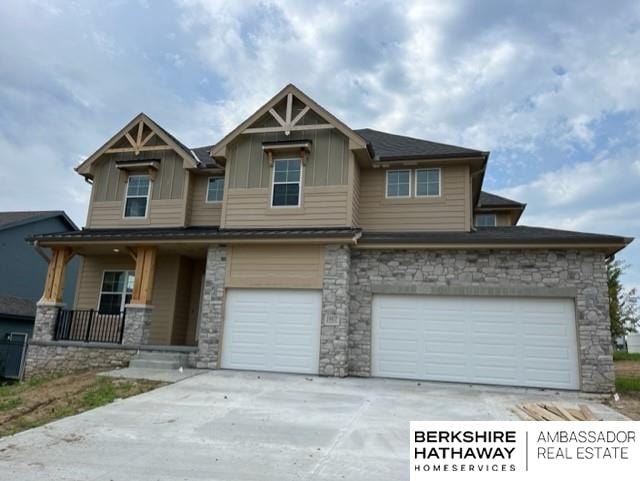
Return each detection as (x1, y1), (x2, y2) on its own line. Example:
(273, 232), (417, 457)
(0, 211), (77, 232)
(355, 128), (485, 160)
(0, 296), (36, 318)
(478, 191), (525, 208)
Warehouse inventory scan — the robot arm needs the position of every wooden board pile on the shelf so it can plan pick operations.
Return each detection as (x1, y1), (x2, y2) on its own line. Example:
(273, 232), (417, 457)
(513, 403), (600, 421)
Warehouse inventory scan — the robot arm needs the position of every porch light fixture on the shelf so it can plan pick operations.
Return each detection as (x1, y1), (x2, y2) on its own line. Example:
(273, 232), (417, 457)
(113, 248), (120, 253)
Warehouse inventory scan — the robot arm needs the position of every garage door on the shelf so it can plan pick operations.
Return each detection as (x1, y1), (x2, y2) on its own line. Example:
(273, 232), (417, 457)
(221, 289), (321, 374)
(372, 295), (579, 390)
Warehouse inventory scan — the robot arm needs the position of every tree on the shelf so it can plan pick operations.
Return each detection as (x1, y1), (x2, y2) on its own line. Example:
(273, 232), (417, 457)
(607, 259), (639, 341)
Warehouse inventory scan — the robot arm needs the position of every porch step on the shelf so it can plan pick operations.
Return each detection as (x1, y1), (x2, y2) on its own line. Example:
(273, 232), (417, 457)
(128, 351), (189, 370)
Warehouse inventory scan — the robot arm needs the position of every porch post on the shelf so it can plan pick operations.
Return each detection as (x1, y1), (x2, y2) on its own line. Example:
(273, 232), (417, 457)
(33, 246), (74, 342)
(123, 246), (157, 345)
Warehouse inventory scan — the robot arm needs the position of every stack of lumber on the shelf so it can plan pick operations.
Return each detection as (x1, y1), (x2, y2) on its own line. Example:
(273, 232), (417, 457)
(513, 403), (600, 421)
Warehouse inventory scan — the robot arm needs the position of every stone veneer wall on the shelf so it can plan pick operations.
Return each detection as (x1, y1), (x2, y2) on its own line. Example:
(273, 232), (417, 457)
(349, 249), (614, 393)
(122, 305), (153, 344)
(25, 343), (137, 376)
(194, 245), (227, 369)
(319, 245), (351, 376)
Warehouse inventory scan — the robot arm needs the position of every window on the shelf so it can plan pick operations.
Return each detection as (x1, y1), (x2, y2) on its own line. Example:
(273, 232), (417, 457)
(386, 170), (411, 198)
(271, 158), (301, 207)
(415, 168), (441, 197)
(475, 213), (497, 227)
(98, 271), (135, 314)
(206, 176), (224, 202)
(124, 175), (150, 218)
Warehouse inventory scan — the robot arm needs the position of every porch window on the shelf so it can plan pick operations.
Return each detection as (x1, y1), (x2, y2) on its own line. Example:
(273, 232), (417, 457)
(386, 170), (411, 198)
(415, 168), (440, 197)
(475, 213), (497, 227)
(124, 174), (150, 218)
(98, 271), (135, 314)
(271, 158), (301, 207)
(206, 176), (225, 202)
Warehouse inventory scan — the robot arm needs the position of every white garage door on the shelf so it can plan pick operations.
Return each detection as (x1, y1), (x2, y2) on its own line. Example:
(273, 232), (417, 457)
(372, 295), (579, 390)
(221, 289), (321, 374)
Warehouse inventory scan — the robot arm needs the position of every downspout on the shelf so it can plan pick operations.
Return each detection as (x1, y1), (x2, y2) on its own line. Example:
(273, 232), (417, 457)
(32, 240), (50, 263)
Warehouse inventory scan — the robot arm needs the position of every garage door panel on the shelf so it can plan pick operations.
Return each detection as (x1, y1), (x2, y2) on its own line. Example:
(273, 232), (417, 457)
(372, 295), (579, 390)
(222, 289), (321, 374)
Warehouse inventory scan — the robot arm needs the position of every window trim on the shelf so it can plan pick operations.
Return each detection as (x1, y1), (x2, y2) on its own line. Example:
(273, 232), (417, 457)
(97, 270), (135, 313)
(205, 176), (225, 204)
(414, 167), (442, 198)
(475, 213), (497, 227)
(385, 169), (412, 199)
(270, 157), (303, 208)
(122, 174), (151, 219)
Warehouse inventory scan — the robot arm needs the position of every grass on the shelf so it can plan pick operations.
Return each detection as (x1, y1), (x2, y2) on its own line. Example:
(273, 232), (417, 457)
(613, 351), (640, 362)
(616, 376), (640, 393)
(0, 371), (163, 437)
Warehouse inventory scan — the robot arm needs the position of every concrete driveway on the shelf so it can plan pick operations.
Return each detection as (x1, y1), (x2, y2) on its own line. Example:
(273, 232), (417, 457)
(0, 370), (624, 480)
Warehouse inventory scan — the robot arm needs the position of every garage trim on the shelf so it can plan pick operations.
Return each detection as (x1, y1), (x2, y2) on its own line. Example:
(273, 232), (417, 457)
(371, 283), (578, 298)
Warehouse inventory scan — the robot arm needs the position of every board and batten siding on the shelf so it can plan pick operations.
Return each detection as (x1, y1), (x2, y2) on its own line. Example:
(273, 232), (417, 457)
(73, 254), (182, 345)
(188, 174), (223, 226)
(226, 245), (324, 289)
(87, 150), (186, 228)
(358, 165), (470, 231)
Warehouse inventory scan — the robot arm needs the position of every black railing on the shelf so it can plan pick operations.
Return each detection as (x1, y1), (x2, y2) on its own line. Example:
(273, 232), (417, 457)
(54, 309), (126, 344)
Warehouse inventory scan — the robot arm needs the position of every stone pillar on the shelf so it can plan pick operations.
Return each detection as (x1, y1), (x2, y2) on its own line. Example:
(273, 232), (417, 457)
(319, 244), (350, 377)
(122, 304), (153, 345)
(32, 302), (64, 342)
(195, 245), (227, 369)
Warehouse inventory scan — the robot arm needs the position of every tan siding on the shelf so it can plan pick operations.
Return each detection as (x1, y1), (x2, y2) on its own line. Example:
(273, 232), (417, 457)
(496, 212), (512, 226)
(358, 165), (469, 231)
(88, 199), (184, 228)
(185, 260), (205, 345)
(351, 155), (360, 227)
(188, 174), (223, 226)
(226, 245), (324, 289)
(74, 256), (135, 310)
(222, 186), (349, 228)
(170, 257), (193, 345)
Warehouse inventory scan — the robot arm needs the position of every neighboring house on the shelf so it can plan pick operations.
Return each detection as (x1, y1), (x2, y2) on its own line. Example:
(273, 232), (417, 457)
(26, 84), (632, 393)
(0, 211), (79, 340)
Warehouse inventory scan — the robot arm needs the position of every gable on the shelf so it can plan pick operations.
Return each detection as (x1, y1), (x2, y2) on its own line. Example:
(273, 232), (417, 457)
(76, 113), (198, 177)
(210, 84), (368, 161)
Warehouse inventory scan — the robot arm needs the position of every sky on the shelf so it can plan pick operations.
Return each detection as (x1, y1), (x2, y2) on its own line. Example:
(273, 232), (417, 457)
(0, 0), (639, 291)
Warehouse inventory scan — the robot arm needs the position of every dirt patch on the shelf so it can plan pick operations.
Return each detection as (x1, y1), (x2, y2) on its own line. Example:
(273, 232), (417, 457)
(615, 361), (640, 378)
(0, 372), (163, 438)
(610, 360), (640, 420)
(608, 393), (640, 420)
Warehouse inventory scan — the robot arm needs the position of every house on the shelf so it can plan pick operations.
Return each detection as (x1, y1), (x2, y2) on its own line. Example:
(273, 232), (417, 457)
(26, 84), (632, 392)
(0, 211), (79, 340)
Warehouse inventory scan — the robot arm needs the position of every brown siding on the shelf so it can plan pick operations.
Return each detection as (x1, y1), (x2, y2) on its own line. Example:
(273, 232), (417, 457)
(188, 174), (223, 226)
(221, 185), (349, 228)
(358, 165), (469, 231)
(226, 245), (324, 289)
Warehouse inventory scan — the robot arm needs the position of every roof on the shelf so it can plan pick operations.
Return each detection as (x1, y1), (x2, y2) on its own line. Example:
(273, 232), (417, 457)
(359, 226), (632, 251)
(355, 128), (486, 161)
(477, 191), (525, 208)
(0, 296), (36, 319)
(191, 145), (217, 166)
(30, 226), (361, 243)
(0, 211), (78, 232)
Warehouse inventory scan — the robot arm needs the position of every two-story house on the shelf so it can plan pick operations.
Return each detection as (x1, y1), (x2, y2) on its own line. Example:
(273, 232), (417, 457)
(27, 84), (632, 392)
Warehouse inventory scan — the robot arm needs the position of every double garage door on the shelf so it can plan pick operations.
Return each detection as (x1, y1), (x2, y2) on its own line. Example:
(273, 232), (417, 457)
(220, 289), (580, 390)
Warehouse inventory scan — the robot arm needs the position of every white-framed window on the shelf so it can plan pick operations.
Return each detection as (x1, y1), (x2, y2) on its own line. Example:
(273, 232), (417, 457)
(271, 158), (302, 207)
(124, 174), (151, 218)
(98, 271), (135, 314)
(475, 213), (497, 227)
(386, 169), (411, 198)
(206, 176), (224, 203)
(415, 168), (441, 197)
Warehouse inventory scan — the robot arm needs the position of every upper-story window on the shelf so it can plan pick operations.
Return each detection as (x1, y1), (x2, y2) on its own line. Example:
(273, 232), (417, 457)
(475, 213), (497, 227)
(386, 170), (411, 198)
(206, 176), (225, 203)
(124, 174), (151, 218)
(272, 158), (302, 207)
(415, 168), (441, 197)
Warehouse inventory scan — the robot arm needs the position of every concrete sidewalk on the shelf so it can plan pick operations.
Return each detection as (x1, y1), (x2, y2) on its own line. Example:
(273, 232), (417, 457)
(0, 371), (625, 480)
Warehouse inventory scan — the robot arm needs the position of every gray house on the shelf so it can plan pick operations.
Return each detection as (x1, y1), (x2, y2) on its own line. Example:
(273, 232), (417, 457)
(0, 211), (79, 340)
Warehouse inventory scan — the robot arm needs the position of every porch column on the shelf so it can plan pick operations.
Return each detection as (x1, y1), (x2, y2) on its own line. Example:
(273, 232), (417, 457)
(195, 245), (227, 369)
(319, 244), (351, 377)
(123, 246), (157, 345)
(33, 246), (74, 341)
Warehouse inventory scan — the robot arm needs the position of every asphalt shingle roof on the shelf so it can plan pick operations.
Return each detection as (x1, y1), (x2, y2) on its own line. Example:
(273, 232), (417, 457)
(0, 211), (78, 232)
(0, 296), (36, 319)
(478, 191), (525, 208)
(354, 128), (485, 161)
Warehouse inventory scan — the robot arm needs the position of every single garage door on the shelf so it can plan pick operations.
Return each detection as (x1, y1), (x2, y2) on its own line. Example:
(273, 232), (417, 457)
(372, 295), (579, 390)
(221, 289), (321, 374)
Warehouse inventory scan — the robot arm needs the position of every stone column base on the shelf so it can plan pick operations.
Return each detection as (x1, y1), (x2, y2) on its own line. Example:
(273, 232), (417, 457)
(32, 302), (65, 342)
(122, 304), (153, 345)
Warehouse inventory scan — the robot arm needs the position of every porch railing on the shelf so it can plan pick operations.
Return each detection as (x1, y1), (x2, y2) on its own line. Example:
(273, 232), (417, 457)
(54, 309), (126, 344)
